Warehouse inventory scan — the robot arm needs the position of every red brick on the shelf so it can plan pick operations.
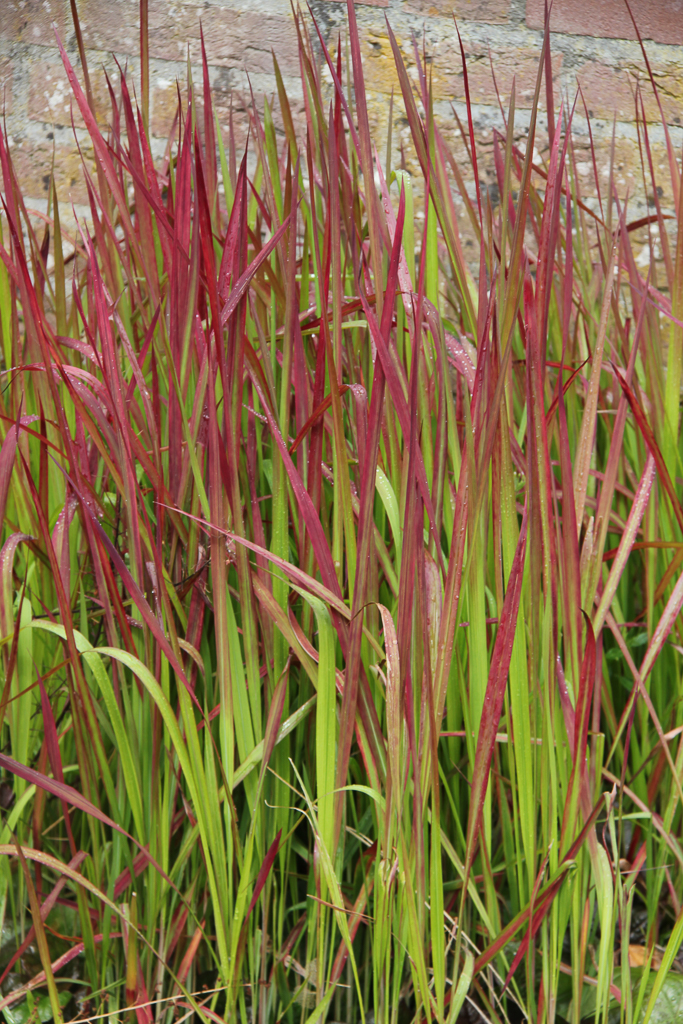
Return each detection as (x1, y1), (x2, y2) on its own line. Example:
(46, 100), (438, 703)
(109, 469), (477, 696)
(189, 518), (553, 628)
(526, 0), (683, 45)
(404, 0), (510, 21)
(0, 0), (69, 45)
(145, 3), (300, 78)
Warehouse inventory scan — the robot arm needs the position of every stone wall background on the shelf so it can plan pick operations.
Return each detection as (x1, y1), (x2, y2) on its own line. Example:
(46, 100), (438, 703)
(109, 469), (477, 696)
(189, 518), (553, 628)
(0, 0), (682, 228)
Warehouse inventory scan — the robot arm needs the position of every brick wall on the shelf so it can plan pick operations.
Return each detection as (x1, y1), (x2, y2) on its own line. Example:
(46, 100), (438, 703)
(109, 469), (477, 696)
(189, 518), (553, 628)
(1, 0), (682, 222)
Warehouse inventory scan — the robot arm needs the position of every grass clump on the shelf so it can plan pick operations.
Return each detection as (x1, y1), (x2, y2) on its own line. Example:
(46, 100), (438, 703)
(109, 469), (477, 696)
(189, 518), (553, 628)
(0, 3), (682, 1023)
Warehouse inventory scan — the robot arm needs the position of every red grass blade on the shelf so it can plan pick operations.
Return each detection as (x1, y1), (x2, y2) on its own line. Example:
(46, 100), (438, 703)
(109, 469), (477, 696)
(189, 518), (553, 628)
(462, 506), (528, 893)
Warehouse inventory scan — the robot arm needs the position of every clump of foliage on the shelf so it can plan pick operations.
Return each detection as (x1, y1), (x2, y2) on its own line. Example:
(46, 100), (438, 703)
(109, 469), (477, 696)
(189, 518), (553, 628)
(0, 3), (682, 1023)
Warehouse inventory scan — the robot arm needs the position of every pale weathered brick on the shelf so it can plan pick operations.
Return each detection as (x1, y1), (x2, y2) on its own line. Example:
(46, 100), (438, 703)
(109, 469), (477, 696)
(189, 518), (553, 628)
(145, 3), (299, 77)
(404, 0), (510, 23)
(0, 0), (69, 46)
(573, 61), (640, 123)
(0, 0), (681, 220)
(76, 0), (139, 53)
(436, 46), (562, 109)
(571, 60), (683, 127)
(28, 59), (118, 128)
(150, 76), (187, 139)
(328, 0), (389, 8)
(0, 59), (13, 115)
(3, 138), (95, 206)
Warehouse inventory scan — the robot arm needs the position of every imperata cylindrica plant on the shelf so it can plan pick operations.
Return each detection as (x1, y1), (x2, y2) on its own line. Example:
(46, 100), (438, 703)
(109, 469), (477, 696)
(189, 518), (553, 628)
(0, 1), (682, 1022)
